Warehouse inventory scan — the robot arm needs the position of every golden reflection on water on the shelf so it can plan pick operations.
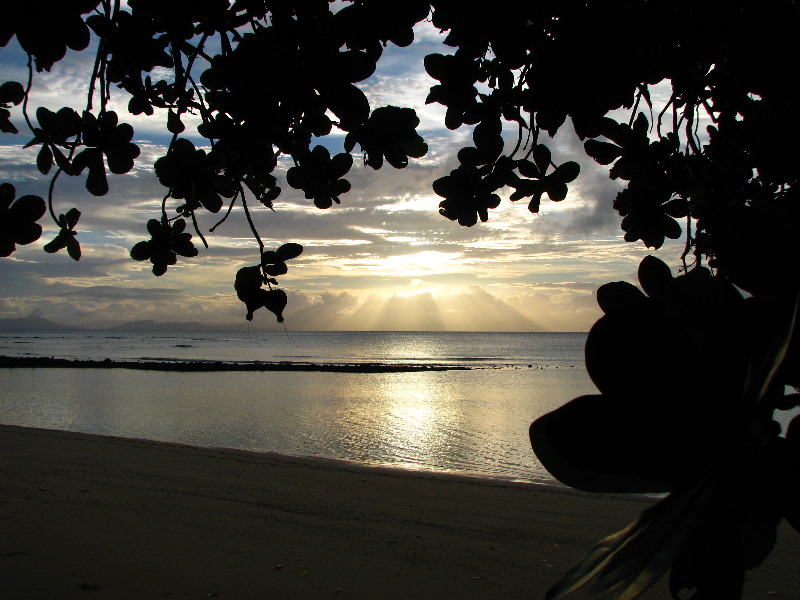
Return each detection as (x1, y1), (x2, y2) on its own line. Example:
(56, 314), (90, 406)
(378, 373), (454, 467)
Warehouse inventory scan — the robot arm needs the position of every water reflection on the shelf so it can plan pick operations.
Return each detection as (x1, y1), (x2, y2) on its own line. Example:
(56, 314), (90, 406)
(380, 373), (457, 469)
(0, 366), (597, 483)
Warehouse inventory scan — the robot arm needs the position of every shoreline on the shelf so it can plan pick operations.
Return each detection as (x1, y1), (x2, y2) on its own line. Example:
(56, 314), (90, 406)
(3, 425), (799, 599)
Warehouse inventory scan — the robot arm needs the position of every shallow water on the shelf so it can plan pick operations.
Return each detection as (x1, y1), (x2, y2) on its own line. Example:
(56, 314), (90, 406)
(0, 330), (594, 484)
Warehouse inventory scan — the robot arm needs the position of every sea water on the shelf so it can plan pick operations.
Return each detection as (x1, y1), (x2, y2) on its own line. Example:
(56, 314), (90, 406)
(0, 330), (594, 484)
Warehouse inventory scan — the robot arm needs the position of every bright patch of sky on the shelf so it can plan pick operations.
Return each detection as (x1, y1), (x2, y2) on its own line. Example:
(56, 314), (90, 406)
(0, 16), (684, 331)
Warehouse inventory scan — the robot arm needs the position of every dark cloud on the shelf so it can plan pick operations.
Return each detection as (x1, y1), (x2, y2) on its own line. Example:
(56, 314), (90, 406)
(547, 124), (626, 236)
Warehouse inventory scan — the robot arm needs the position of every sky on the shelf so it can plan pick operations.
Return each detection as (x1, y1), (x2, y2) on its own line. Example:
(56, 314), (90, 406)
(0, 19), (683, 332)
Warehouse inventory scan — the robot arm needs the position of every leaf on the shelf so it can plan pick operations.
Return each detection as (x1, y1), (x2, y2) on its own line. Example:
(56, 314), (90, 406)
(527, 194), (542, 213)
(167, 109), (185, 134)
(329, 152), (353, 180)
(545, 179), (568, 201)
(8, 194), (46, 222)
(532, 144), (551, 172)
(633, 112), (649, 136)
(517, 160), (541, 179)
(43, 231), (67, 253)
(234, 265), (263, 293)
(85, 161), (109, 196)
(66, 235), (81, 261)
(596, 281), (647, 314)
(130, 241), (152, 261)
(473, 118), (503, 161)
(551, 161), (580, 184)
(336, 49), (376, 83)
(585, 139), (623, 165)
(402, 136), (427, 158)
(275, 243), (303, 261)
(545, 481), (712, 600)
(320, 83), (369, 131)
(51, 146), (76, 175)
(264, 262), (288, 276)
(65, 207), (81, 229)
(663, 215), (682, 240)
(262, 288), (288, 322)
(637, 255), (672, 298)
(0, 81), (25, 105)
(423, 53), (449, 81)
(37, 144), (53, 174)
(530, 394), (674, 494)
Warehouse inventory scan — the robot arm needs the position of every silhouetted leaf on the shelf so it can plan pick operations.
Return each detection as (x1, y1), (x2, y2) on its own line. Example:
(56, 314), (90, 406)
(167, 109), (185, 134)
(545, 482), (711, 600)
(532, 144), (551, 173)
(517, 160), (541, 179)
(585, 139), (622, 165)
(551, 161), (580, 184)
(263, 288), (287, 322)
(596, 281), (647, 314)
(66, 236), (81, 261)
(275, 243), (303, 261)
(637, 255), (672, 298)
(264, 262), (288, 276)
(545, 179), (568, 201)
(130, 241), (151, 261)
(36, 145), (53, 174)
(43, 232), (68, 253)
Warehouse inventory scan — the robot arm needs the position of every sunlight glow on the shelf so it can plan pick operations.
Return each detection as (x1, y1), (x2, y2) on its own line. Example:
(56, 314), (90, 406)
(340, 251), (464, 275)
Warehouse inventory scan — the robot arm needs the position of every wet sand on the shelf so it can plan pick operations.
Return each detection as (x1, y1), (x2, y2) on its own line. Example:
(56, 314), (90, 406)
(1, 425), (798, 599)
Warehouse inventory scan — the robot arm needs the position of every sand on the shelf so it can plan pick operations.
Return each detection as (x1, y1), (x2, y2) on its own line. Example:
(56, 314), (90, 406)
(1, 425), (798, 599)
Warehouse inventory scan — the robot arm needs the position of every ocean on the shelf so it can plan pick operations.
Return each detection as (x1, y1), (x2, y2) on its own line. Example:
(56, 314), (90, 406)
(0, 330), (595, 484)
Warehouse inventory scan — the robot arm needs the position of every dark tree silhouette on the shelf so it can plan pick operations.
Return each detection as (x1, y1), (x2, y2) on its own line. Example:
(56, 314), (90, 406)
(1, 2), (798, 598)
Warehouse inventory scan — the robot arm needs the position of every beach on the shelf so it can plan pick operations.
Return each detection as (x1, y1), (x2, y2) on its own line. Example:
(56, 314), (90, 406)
(1, 425), (798, 599)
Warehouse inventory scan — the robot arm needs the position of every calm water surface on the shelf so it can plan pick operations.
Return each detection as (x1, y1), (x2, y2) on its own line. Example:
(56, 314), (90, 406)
(0, 330), (595, 484)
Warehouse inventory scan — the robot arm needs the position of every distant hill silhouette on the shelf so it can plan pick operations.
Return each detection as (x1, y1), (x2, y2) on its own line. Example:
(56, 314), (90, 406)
(109, 320), (221, 331)
(0, 317), (227, 331)
(0, 316), (75, 330)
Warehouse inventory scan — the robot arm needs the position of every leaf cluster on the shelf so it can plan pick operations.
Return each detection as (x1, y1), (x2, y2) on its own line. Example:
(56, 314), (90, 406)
(235, 242), (303, 322)
(2, 1), (798, 322)
(0, 183), (45, 257)
(130, 218), (198, 276)
(532, 255), (800, 599)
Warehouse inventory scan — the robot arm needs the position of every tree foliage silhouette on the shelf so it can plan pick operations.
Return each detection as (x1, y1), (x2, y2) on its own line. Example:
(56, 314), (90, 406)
(2, 1), (799, 598)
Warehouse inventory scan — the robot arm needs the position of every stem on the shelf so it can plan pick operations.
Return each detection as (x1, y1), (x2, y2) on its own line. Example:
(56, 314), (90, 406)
(210, 194), (238, 232)
(47, 168), (63, 224)
(240, 187), (264, 255)
(628, 90), (641, 127)
(86, 1), (110, 113)
(680, 214), (692, 271)
(160, 191), (170, 221)
(190, 210), (208, 249)
(656, 94), (674, 140)
(22, 57), (35, 132)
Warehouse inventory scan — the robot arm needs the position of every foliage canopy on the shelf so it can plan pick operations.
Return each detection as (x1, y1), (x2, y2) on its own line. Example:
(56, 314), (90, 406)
(2, 1), (799, 598)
